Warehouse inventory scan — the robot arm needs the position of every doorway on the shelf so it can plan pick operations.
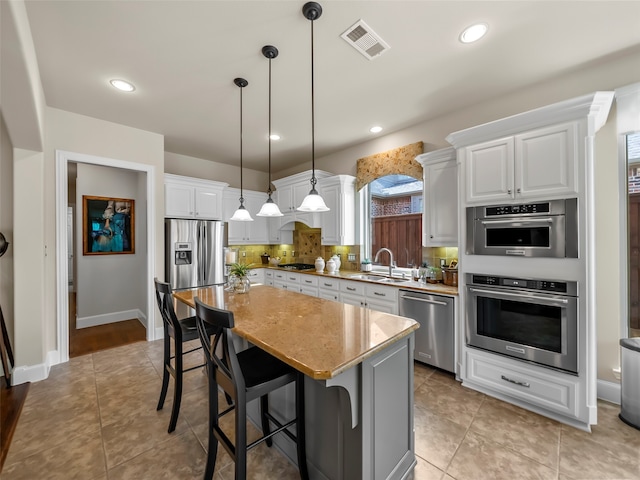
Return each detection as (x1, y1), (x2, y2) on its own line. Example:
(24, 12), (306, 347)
(55, 150), (157, 365)
(628, 136), (640, 338)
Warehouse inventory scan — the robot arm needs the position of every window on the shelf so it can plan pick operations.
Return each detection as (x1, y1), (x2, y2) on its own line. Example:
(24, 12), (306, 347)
(364, 175), (423, 268)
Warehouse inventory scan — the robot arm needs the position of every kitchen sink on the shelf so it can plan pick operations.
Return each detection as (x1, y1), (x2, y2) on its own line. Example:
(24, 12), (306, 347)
(348, 274), (388, 281)
(348, 274), (411, 284)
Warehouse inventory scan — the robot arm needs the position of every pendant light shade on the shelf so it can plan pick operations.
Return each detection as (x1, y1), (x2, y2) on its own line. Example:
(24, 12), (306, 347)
(257, 45), (284, 217)
(297, 2), (329, 212)
(230, 77), (254, 222)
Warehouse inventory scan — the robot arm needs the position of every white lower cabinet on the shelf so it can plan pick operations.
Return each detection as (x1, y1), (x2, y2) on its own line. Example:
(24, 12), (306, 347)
(247, 268), (264, 285)
(340, 280), (366, 307)
(299, 275), (319, 297)
(364, 284), (398, 314)
(465, 349), (578, 418)
(264, 269), (274, 286)
(318, 277), (340, 301)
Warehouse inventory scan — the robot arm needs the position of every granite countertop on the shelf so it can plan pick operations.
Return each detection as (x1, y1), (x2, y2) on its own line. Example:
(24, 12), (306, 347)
(173, 284), (419, 380)
(263, 266), (459, 296)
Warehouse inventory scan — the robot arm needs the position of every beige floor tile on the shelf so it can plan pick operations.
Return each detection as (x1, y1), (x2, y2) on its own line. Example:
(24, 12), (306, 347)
(414, 405), (467, 471)
(422, 368), (459, 388)
(216, 442), (301, 480)
(469, 396), (561, 469)
(94, 363), (161, 395)
(107, 430), (206, 480)
(414, 378), (485, 428)
(414, 362), (435, 390)
(102, 405), (190, 469)
(413, 456), (445, 480)
(447, 430), (557, 480)
(1, 431), (106, 480)
(5, 395), (101, 464)
(559, 422), (640, 479)
(98, 376), (167, 427)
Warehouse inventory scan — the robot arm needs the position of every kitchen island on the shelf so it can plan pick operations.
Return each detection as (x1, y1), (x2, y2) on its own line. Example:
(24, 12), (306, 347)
(174, 284), (419, 480)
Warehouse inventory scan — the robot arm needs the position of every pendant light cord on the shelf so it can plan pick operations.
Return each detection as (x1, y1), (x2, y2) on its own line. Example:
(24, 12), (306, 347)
(239, 83), (244, 204)
(310, 17), (317, 188)
(268, 56), (273, 196)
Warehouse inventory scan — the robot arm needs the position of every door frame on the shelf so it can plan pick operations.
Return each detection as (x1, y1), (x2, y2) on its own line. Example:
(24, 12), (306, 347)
(55, 150), (157, 364)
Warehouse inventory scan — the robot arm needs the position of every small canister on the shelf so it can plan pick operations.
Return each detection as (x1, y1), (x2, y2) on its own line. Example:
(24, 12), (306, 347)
(442, 267), (458, 287)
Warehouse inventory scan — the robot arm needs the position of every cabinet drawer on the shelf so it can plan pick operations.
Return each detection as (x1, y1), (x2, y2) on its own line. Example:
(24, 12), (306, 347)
(265, 270), (274, 279)
(319, 290), (339, 301)
(340, 280), (365, 296)
(299, 285), (319, 297)
(285, 272), (300, 284)
(318, 278), (340, 291)
(273, 271), (287, 282)
(365, 284), (397, 302)
(299, 275), (318, 287)
(466, 350), (578, 417)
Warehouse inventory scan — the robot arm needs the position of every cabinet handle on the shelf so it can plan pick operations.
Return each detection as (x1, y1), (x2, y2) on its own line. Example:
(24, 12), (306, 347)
(517, 188), (521, 193)
(500, 375), (530, 388)
(323, 283), (333, 287)
(507, 189), (512, 195)
(346, 286), (356, 291)
(430, 235), (434, 239)
(304, 280), (312, 284)
(373, 292), (386, 297)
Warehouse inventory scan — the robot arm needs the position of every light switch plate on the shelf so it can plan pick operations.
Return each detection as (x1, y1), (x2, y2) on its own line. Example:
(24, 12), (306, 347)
(348, 253), (356, 261)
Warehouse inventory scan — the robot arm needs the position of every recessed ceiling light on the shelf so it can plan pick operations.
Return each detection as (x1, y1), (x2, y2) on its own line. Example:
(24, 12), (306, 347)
(370, 126), (383, 133)
(270, 134), (281, 141)
(459, 23), (488, 44)
(110, 79), (135, 92)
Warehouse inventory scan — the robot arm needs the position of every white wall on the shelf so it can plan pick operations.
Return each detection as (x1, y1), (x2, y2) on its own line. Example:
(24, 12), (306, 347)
(0, 115), (15, 347)
(75, 164), (147, 325)
(165, 151), (268, 193)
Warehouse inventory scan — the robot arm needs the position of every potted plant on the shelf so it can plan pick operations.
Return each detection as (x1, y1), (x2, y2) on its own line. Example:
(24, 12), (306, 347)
(361, 258), (372, 272)
(228, 262), (253, 294)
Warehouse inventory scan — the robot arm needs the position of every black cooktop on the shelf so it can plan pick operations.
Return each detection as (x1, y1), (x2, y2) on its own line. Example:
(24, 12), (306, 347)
(278, 263), (315, 271)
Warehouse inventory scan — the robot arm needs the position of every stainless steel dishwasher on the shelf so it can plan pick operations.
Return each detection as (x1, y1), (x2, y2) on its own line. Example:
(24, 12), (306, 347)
(399, 289), (454, 372)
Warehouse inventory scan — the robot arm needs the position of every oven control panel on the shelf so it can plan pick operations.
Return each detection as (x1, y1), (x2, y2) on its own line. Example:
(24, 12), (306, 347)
(484, 202), (550, 216)
(470, 275), (569, 293)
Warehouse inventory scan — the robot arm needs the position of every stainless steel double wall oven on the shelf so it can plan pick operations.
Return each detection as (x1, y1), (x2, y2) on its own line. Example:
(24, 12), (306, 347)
(465, 198), (579, 374)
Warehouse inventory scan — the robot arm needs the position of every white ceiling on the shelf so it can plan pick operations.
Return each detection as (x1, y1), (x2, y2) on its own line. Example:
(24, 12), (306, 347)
(23, 1), (640, 173)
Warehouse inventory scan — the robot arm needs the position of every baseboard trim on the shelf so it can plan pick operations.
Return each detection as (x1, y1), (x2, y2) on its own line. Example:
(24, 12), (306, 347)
(597, 379), (621, 405)
(155, 327), (164, 340)
(11, 349), (58, 385)
(77, 309), (146, 329)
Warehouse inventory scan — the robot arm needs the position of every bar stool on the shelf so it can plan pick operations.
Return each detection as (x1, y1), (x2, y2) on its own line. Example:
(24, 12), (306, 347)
(154, 278), (217, 433)
(194, 297), (309, 480)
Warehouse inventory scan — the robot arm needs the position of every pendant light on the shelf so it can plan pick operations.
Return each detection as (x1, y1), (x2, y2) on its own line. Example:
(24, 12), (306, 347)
(257, 45), (284, 217)
(298, 1), (329, 212)
(230, 77), (254, 222)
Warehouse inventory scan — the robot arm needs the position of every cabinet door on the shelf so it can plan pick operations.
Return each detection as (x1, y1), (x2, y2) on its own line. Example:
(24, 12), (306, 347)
(340, 292), (365, 307)
(222, 190), (248, 243)
(465, 137), (514, 204)
(424, 159), (458, 246)
(243, 192), (269, 244)
(195, 187), (222, 219)
(515, 122), (577, 199)
(165, 183), (195, 218)
(319, 289), (339, 302)
(275, 185), (295, 212)
(320, 182), (340, 244)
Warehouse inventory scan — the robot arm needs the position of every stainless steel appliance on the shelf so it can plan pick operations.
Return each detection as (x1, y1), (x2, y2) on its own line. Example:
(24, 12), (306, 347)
(466, 273), (578, 374)
(466, 198), (578, 257)
(165, 219), (227, 290)
(399, 290), (454, 372)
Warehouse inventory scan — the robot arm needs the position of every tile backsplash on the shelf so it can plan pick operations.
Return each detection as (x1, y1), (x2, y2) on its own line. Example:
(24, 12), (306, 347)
(230, 224), (457, 271)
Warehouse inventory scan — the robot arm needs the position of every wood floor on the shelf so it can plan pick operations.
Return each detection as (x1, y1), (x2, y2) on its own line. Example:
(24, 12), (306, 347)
(68, 292), (147, 358)
(0, 294), (147, 472)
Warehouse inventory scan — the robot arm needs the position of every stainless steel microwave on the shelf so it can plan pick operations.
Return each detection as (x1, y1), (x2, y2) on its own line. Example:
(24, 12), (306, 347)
(466, 198), (578, 258)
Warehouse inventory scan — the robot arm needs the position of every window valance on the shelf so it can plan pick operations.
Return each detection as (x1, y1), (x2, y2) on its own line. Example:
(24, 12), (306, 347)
(355, 141), (424, 191)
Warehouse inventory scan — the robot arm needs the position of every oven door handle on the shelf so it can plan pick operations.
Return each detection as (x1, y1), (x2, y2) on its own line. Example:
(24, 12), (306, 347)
(399, 295), (448, 306)
(468, 287), (569, 304)
(480, 217), (554, 225)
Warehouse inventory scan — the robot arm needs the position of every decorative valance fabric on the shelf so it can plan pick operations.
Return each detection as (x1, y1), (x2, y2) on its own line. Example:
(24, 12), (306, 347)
(355, 141), (424, 191)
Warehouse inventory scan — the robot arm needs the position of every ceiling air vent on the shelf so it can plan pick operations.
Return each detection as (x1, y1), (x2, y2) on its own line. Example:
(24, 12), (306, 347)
(341, 20), (390, 60)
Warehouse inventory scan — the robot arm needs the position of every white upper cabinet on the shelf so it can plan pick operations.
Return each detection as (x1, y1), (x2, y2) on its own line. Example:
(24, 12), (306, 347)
(318, 175), (356, 246)
(416, 147), (458, 247)
(222, 188), (269, 244)
(462, 122), (578, 205)
(272, 170), (332, 229)
(164, 174), (228, 219)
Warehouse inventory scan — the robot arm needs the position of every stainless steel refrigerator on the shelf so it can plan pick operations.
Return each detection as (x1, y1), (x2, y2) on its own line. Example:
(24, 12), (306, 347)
(165, 219), (227, 290)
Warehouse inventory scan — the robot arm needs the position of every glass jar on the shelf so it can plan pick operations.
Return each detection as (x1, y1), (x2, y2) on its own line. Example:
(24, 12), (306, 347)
(233, 275), (251, 294)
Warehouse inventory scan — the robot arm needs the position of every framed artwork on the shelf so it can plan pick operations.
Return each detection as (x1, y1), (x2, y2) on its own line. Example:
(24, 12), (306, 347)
(83, 195), (135, 255)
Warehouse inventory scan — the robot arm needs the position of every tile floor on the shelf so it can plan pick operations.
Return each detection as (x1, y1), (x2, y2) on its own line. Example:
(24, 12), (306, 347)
(1, 339), (640, 480)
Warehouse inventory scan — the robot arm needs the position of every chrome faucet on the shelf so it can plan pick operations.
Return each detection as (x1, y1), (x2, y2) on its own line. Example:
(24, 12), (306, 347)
(374, 247), (396, 277)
